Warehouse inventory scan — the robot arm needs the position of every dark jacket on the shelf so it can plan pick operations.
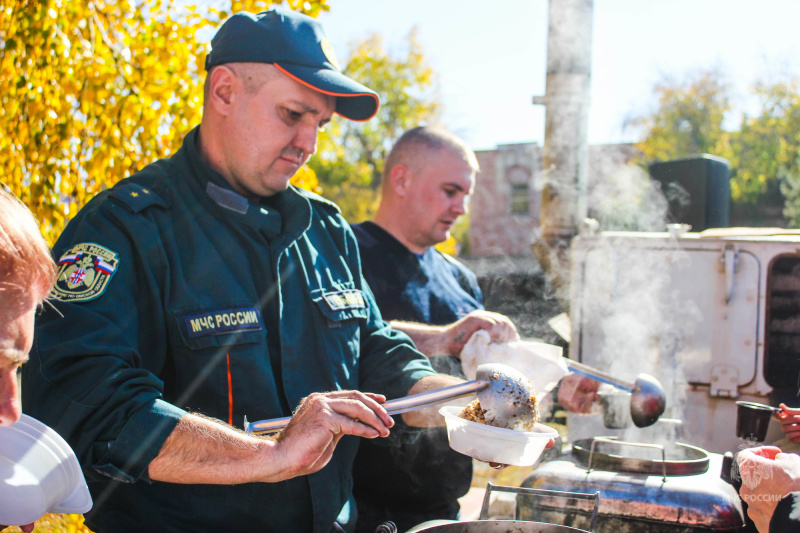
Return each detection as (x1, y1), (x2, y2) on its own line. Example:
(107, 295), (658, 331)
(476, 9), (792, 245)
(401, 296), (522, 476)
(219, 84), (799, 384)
(22, 128), (436, 533)
(352, 221), (482, 527)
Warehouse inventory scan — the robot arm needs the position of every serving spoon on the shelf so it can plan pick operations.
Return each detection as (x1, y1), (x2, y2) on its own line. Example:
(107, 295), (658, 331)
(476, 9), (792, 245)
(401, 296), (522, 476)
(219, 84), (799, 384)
(245, 363), (536, 435)
(566, 360), (666, 427)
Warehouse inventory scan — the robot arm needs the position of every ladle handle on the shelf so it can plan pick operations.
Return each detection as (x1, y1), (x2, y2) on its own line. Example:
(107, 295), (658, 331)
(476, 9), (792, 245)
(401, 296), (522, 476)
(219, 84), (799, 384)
(245, 380), (488, 435)
(566, 360), (635, 392)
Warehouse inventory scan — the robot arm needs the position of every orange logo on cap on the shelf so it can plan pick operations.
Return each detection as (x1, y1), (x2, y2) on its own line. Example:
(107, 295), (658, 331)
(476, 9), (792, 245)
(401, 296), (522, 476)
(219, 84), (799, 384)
(320, 38), (340, 71)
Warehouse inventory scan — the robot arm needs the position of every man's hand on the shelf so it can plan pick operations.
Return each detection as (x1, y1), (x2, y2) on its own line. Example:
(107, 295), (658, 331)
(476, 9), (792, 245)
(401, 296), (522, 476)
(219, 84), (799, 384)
(444, 310), (519, 357)
(149, 391), (394, 485)
(557, 373), (601, 414)
(390, 310), (518, 359)
(777, 404), (800, 443)
(737, 446), (800, 533)
(271, 391), (394, 480)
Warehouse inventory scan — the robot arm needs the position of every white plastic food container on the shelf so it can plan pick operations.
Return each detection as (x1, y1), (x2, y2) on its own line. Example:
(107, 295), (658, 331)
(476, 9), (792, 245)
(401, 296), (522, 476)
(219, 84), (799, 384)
(439, 405), (558, 466)
(0, 414), (92, 526)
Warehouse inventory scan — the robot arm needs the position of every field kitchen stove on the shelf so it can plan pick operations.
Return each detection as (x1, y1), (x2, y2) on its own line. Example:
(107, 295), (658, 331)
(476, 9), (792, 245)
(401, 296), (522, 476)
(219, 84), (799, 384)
(517, 436), (747, 533)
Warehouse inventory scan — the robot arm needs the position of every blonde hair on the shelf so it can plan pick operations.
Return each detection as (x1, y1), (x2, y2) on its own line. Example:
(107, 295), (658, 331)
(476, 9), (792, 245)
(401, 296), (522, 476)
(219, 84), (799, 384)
(0, 187), (56, 298)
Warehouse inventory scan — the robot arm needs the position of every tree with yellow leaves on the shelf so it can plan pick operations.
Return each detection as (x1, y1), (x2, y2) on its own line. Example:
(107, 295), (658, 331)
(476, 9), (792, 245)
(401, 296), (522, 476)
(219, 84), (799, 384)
(0, 0), (328, 244)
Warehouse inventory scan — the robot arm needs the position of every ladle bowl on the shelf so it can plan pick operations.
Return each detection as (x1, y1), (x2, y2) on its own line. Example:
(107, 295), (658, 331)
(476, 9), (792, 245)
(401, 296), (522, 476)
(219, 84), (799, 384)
(630, 373), (666, 428)
(566, 361), (667, 428)
(475, 363), (538, 430)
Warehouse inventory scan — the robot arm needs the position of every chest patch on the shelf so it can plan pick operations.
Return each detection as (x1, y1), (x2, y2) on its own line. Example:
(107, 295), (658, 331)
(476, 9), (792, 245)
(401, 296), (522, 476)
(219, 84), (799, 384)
(51, 243), (120, 302)
(322, 289), (366, 311)
(183, 307), (264, 338)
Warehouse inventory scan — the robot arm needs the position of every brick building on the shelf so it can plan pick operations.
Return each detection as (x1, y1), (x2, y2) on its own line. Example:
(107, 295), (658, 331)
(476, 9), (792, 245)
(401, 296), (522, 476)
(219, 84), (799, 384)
(469, 142), (639, 257)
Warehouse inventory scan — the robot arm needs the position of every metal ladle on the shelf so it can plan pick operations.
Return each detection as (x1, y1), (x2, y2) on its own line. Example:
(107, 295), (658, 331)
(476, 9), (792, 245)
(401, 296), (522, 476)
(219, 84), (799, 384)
(566, 360), (666, 427)
(245, 363), (536, 435)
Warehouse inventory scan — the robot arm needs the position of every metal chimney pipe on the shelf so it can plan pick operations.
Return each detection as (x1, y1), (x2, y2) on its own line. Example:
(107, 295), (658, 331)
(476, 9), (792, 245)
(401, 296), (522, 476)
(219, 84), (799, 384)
(532, 0), (593, 297)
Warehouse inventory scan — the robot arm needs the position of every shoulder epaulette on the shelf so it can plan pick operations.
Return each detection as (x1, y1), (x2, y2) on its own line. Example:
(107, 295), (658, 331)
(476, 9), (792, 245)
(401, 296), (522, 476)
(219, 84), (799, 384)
(108, 181), (170, 214)
(292, 186), (342, 214)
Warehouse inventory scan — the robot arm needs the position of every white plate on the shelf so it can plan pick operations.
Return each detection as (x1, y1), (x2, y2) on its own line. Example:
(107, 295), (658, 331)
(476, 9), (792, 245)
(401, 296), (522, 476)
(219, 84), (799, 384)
(0, 414), (91, 525)
(440, 406), (558, 466)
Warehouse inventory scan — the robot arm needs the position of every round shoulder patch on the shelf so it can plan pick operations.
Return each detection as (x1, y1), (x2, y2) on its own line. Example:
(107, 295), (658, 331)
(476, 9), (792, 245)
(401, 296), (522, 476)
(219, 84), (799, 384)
(51, 243), (120, 303)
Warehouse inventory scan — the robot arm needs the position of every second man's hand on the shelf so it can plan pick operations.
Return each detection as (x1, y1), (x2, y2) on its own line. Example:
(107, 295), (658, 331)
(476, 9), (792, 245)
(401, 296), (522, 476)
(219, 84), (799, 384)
(444, 310), (520, 356)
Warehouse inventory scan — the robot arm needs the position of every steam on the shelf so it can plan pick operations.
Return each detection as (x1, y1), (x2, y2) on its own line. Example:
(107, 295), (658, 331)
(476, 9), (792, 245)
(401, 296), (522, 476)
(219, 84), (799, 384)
(561, 152), (704, 445)
(587, 149), (668, 232)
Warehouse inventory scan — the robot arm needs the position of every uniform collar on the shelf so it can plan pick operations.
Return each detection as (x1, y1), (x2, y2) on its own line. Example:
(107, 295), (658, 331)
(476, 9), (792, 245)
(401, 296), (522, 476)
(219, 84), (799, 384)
(359, 221), (432, 262)
(178, 127), (312, 241)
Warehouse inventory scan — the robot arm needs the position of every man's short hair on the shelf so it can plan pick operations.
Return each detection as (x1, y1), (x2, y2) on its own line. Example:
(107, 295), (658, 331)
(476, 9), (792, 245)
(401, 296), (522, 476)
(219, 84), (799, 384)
(383, 126), (480, 184)
(0, 188), (55, 298)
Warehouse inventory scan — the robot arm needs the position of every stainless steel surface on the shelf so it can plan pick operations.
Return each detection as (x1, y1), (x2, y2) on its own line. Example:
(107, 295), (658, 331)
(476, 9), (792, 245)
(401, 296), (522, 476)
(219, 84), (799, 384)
(521, 447), (744, 532)
(475, 363), (538, 429)
(246, 380), (489, 435)
(411, 521), (592, 533)
(736, 400), (781, 413)
(573, 437), (709, 476)
(567, 361), (666, 428)
(479, 483), (599, 531)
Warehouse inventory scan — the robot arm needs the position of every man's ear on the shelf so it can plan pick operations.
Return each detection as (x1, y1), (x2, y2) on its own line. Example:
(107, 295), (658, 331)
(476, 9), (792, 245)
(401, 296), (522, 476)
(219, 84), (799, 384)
(208, 66), (236, 116)
(388, 164), (412, 198)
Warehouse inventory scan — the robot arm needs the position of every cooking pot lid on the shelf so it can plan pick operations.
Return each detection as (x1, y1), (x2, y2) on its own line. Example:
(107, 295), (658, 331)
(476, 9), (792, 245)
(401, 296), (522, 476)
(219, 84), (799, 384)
(572, 437), (709, 476)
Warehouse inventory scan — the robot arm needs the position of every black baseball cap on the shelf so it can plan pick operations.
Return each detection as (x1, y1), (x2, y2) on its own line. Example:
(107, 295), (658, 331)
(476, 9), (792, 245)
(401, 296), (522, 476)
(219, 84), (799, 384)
(205, 9), (380, 122)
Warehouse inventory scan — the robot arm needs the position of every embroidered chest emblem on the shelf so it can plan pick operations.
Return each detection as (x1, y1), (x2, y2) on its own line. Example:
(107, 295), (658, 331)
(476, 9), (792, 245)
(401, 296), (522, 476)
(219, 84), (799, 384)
(51, 243), (120, 302)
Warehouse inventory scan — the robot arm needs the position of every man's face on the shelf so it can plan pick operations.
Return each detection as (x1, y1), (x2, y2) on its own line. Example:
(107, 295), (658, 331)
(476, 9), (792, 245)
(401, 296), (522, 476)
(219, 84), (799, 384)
(221, 68), (335, 198)
(404, 150), (475, 252)
(0, 289), (41, 426)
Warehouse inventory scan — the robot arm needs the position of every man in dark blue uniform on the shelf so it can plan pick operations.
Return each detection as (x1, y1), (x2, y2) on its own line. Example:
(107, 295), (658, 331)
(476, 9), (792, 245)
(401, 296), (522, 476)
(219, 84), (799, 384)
(352, 127), (600, 532)
(21, 12), (465, 533)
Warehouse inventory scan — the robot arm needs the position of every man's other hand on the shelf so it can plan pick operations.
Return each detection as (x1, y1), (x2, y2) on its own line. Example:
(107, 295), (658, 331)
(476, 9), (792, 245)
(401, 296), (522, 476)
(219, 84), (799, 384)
(557, 373), (601, 414)
(446, 310), (519, 357)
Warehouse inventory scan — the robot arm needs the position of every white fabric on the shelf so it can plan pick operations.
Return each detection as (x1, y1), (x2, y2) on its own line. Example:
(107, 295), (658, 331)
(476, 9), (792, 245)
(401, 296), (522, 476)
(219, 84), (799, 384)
(460, 330), (570, 394)
(0, 414), (92, 525)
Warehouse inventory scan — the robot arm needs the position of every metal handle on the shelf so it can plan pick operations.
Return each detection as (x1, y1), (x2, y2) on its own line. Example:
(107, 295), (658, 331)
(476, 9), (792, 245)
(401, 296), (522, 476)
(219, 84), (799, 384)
(722, 245), (739, 305)
(566, 360), (635, 392)
(245, 380), (488, 435)
(480, 482), (600, 532)
(587, 436), (667, 482)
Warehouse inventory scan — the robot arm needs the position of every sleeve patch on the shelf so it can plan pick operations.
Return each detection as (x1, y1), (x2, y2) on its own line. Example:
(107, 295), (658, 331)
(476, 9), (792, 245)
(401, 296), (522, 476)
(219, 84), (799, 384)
(50, 243), (120, 302)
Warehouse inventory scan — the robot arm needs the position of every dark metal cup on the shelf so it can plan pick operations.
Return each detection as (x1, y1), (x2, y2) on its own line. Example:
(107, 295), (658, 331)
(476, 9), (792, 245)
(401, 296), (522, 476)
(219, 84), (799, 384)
(599, 390), (631, 429)
(735, 401), (781, 442)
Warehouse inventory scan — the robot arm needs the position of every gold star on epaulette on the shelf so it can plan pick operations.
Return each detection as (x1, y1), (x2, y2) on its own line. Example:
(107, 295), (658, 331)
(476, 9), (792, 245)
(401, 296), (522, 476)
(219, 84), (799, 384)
(131, 192), (139, 198)
(142, 188), (150, 194)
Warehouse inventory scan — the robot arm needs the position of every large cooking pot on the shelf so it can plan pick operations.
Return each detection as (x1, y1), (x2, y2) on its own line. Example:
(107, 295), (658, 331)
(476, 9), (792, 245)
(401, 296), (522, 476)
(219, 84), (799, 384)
(409, 520), (591, 532)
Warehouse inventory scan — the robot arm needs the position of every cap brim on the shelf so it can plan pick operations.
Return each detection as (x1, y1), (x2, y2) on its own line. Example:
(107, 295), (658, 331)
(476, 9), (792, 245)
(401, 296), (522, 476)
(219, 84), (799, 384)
(274, 63), (380, 122)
